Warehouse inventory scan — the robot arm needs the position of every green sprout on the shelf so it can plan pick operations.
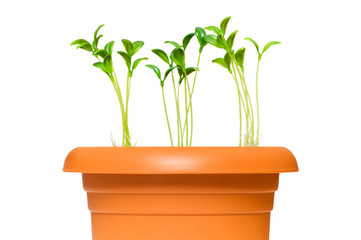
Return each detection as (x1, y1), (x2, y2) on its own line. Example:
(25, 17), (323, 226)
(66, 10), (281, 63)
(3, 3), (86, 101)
(147, 29), (206, 146)
(71, 24), (147, 147)
(204, 16), (281, 146)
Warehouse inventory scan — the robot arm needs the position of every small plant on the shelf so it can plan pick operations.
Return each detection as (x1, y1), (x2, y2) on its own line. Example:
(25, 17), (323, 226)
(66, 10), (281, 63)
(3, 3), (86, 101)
(71, 25), (147, 147)
(146, 28), (207, 146)
(203, 16), (280, 146)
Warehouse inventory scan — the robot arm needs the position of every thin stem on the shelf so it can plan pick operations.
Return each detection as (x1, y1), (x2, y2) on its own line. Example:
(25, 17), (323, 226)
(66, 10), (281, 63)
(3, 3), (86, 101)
(184, 76), (188, 146)
(171, 71), (180, 146)
(177, 84), (183, 146)
(162, 86), (173, 146)
(255, 59), (261, 146)
(231, 61), (245, 146)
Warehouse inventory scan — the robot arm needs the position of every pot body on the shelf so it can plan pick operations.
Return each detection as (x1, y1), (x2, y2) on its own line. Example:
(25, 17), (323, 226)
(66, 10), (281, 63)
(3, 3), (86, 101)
(83, 173), (279, 240)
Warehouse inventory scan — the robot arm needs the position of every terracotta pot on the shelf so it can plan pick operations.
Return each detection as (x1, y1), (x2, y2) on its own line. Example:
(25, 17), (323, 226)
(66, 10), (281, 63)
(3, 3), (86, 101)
(64, 147), (298, 240)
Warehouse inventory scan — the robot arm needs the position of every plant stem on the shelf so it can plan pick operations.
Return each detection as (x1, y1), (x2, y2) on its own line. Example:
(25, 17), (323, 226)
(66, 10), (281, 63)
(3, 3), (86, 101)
(162, 86), (173, 146)
(255, 58), (261, 146)
(171, 71), (180, 146)
(177, 84), (183, 146)
(231, 61), (245, 146)
(184, 76), (188, 146)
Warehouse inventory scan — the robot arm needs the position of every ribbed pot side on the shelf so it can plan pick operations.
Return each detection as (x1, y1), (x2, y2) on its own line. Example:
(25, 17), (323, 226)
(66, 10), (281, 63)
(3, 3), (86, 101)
(82, 173), (279, 240)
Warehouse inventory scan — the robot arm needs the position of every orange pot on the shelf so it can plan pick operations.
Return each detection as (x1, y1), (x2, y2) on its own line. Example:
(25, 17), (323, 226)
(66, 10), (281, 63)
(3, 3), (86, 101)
(64, 147), (298, 240)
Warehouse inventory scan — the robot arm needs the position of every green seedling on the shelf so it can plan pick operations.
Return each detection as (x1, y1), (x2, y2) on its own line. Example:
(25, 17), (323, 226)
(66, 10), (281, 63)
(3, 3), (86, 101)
(204, 16), (280, 146)
(71, 24), (147, 147)
(148, 29), (206, 146)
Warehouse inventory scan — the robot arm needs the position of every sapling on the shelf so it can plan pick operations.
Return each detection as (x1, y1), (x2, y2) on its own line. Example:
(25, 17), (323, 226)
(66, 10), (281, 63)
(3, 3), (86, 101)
(203, 16), (280, 146)
(147, 30), (206, 146)
(70, 25), (147, 147)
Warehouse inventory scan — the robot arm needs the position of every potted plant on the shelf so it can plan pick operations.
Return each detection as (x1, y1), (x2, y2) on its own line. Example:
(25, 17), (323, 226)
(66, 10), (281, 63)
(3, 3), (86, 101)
(64, 16), (298, 240)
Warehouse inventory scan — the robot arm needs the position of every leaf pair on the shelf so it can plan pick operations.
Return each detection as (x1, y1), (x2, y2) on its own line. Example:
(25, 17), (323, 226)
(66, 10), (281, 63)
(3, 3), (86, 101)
(244, 37), (281, 59)
(70, 24), (105, 52)
(212, 52), (232, 73)
(117, 39), (147, 76)
(93, 55), (113, 76)
(195, 27), (207, 52)
(146, 65), (178, 87)
(121, 39), (145, 58)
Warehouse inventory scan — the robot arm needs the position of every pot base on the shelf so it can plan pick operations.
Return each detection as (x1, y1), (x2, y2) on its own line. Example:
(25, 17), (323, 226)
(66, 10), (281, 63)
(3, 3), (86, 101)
(92, 213), (270, 240)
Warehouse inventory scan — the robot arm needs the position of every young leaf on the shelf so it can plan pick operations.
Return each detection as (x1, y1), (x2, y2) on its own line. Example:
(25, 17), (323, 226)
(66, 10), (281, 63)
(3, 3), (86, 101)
(182, 33), (195, 50)
(77, 42), (93, 52)
(261, 41), (281, 54)
(70, 39), (90, 46)
(205, 26), (221, 35)
(93, 49), (109, 59)
(212, 58), (227, 69)
(235, 47), (246, 67)
(122, 39), (134, 56)
(93, 62), (110, 75)
(220, 16), (231, 35)
(151, 49), (170, 64)
(223, 52), (232, 73)
(195, 27), (207, 52)
(94, 24), (104, 41)
(217, 35), (228, 49)
(164, 66), (178, 81)
(103, 55), (113, 74)
(203, 34), (223, 48)
(104, 41), (115, 54)
(227, 30), (238, 49)
(170, 48), (185, 69)
(131, 41), (144, 56)
(185, 67), (199, 76)
(92, 35), (103, 51)
(244, 37), (260, 55)
(93, 24), (104, 51)
(165, 41), (181, 48)
(117, 51), (131, 69)
(132, 57), (148, 71)
(146, 64), (161, 80)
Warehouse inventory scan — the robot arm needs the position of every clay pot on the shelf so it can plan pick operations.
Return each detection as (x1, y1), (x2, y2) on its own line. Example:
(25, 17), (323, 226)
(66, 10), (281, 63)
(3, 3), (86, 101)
(64, 147), (298, 240)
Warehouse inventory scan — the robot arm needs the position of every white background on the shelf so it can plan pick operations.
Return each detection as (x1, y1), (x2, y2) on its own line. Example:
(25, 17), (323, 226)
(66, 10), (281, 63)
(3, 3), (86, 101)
(1, 0), (360, 239)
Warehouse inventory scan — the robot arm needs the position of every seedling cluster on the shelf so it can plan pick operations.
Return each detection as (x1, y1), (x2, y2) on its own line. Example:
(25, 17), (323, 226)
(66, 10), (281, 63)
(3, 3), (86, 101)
(71, 17), (280, 147)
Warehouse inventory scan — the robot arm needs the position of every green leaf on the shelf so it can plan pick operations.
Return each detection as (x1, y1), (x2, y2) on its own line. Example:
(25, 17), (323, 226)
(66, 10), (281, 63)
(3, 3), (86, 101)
(223, 52), (232, 73)
(212, 58), (227, 68)
(220, 16), (231, 35)
(195, 27), (207, 52)
(94, 24), (104, 41)
(146, 64), (161, 80)
(261, 41), (281, 54)
(217, 34), (228, 49)
(235, 47), (246, 67)
(227, 30), (238, 49)
(93, 62), (110, 75)
(165, 41), (181, 48)
(103, 55), (113, 74)
(203, 34), (223, 48)
(122, 39), (133, 56)
(164, 66), (178, 81)
(93, 49), (109, 59)
(117, 51), (131, 69)
(77, 42), (93, 52)
(70, 39), (90, 46)
(132, 57), (148, 71)
(93, 24), (104, 51)
(104, 41), (115, 54)
(151, 49), (169, 64)
(131, 41), (144, 56)
(182, 33), (195, 50)
(92, 35), (103, 51)
(205, 26), (221, 35)
(177, 67), (184, 84)
(170, 48), (185, 69)
(244, 37), (260, 55)
(185, 67), (199, 76)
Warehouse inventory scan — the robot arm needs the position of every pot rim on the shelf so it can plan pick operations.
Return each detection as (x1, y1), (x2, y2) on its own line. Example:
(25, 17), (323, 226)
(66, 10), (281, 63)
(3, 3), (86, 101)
(63, 147), (298, 174)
